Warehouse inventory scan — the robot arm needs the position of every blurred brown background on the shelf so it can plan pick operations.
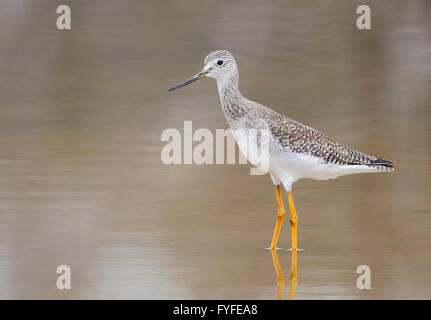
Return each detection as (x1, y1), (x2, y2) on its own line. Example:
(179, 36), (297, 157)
(0, 0), (430, 299)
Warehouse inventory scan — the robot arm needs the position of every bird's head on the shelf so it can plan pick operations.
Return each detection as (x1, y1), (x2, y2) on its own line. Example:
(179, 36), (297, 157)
(168, 50), (238, 92)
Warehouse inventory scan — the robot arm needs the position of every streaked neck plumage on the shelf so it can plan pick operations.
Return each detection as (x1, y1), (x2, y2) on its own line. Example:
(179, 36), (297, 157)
(216, 71), (247, 121)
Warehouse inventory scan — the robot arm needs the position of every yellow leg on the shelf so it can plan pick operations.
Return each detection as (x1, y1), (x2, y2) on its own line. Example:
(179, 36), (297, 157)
(286, 191), (298, 250)
(270, 248), (285, 300)
(270, 185), (285, 249)
(288, 249), (298, 300)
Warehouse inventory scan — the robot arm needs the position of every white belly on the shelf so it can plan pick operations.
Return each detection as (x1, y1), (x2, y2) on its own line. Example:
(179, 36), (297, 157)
(268, 153), (380, 191)
(230, 125), (379, 191)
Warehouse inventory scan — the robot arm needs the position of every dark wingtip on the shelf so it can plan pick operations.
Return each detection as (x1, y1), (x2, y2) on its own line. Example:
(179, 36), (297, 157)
(370, 158), (396, 169)
(347, 157), (396, 171)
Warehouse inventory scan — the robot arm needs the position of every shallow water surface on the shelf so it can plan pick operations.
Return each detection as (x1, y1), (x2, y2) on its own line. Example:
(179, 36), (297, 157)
(0, 1), (431, 299)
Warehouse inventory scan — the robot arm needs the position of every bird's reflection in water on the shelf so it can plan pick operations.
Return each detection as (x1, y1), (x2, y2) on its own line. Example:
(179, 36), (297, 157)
(270, 249), (298, 300)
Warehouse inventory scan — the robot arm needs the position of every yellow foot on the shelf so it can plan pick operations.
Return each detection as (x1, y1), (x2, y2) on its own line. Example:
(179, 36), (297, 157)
(265, 246), (283, 250)
(270, 186), (286, 250)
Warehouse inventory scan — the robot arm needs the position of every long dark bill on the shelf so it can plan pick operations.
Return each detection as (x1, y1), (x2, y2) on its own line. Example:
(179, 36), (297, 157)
(168, 71), (208, 92)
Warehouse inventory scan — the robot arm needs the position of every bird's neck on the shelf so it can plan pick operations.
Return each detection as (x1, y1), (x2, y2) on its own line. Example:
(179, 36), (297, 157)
(216, 73), (246, 120)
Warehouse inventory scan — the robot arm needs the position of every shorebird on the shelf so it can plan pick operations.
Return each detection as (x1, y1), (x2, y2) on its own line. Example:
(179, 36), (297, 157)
(168, 50), (395, 250)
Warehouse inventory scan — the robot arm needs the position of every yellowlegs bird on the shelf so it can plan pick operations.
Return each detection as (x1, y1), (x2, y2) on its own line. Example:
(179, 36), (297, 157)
(168, 50), (395, 251)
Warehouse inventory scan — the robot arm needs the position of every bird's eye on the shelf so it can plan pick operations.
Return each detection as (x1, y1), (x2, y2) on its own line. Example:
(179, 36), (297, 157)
(217, 60), (224, 66)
